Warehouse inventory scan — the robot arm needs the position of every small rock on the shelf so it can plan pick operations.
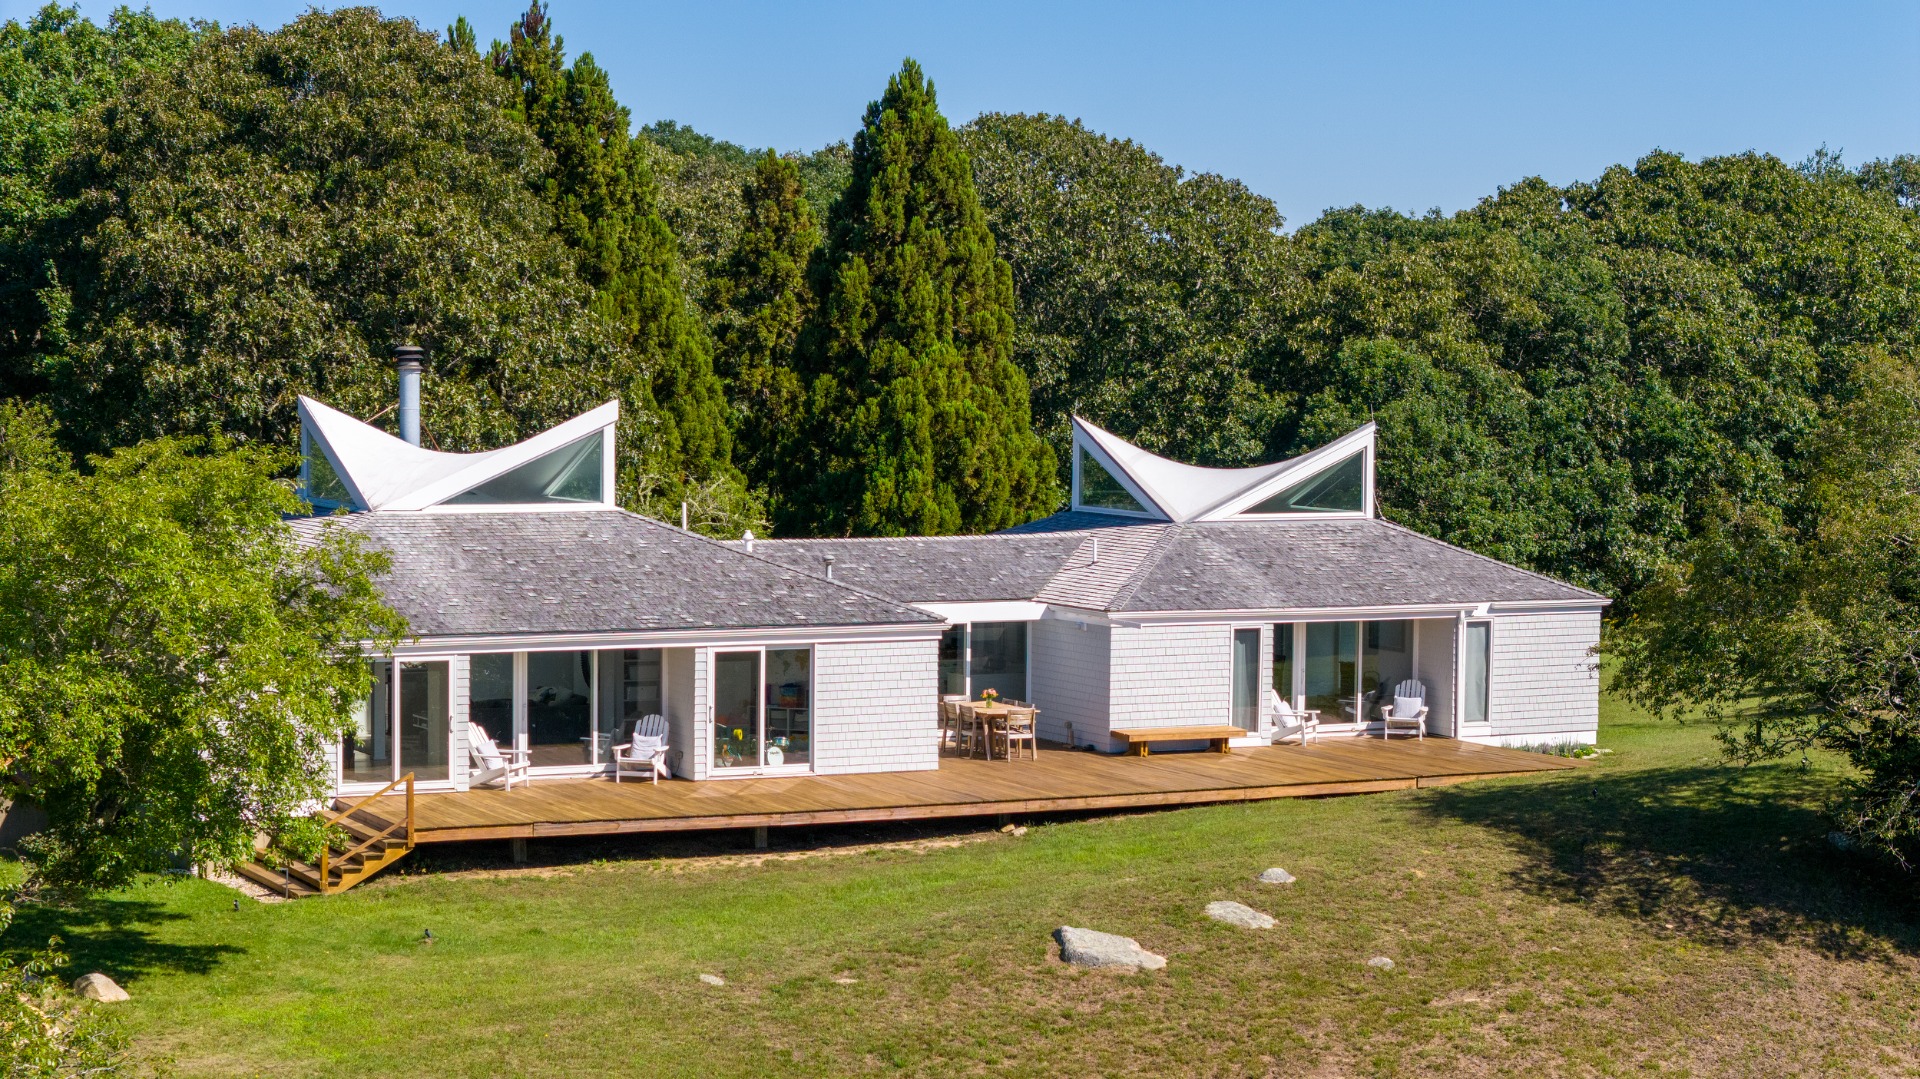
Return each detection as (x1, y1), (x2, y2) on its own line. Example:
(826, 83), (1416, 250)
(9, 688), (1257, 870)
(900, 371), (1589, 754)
(73, 973), (129, 1002)
(1204, 900), (1276, 929)
(1012, 825), (1028, 837)
(1054, 926), (1167, 971)
(1258, 867), (1296, 885)
(1827, 831), (1857, 853)
(1366, 956), (1395, 970)
(697, 973), (726, 987)
(831, 976), (858, 985)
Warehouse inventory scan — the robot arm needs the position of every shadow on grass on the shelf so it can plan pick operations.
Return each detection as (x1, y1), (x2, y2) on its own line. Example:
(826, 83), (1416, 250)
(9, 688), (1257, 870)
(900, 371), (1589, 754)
(1420, 756), (1912, 956)
(0, 893), (241, 983)
(1420, 758), (1920, 959)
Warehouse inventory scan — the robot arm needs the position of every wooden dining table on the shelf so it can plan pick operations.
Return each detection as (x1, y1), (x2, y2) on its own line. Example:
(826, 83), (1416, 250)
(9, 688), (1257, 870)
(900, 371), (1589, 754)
(959, 702), (1018, 760)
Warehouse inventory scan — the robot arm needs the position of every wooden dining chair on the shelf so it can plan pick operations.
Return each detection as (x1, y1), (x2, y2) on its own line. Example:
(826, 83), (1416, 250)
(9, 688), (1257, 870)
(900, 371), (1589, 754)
(938, 696), (964, 751)
(998, 706), (1038, 761)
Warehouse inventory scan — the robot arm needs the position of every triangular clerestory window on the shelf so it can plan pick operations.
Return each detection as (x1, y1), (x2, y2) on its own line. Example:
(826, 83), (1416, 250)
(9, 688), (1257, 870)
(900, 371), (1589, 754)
(304, 426), (353, 508)
(442, 431), (604, 506)
(1243, 450), (1365, 514)
(1077, 445), (1148, 513)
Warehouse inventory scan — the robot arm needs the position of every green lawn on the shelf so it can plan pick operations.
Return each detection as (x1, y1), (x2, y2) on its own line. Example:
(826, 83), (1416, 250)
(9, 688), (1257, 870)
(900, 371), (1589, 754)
(8, 691), (1920, 1077)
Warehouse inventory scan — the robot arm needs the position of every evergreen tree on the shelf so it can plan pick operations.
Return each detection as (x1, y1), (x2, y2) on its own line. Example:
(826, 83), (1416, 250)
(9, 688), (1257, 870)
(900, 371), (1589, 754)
(710, 151), (818, 489)
(489, 3), (753, 533)
(781, 60), (1058, 536)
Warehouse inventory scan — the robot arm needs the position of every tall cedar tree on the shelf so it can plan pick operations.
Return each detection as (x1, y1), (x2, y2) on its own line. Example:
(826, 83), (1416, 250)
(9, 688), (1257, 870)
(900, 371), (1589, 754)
(709, 151), (817, 490)
(781, 61), (1057, 535)
(488, 4), (748, 529)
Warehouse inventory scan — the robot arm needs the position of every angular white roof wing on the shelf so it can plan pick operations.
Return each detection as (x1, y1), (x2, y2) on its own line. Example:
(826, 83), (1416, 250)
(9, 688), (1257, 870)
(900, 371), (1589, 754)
(297, 396), (619, 511)
(1197, 422), (1376, 520)
(1069, 415), (1375, 523)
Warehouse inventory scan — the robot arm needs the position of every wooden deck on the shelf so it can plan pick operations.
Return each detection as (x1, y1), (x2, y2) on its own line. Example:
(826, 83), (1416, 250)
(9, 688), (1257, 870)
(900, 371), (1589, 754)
(348, 737), (1579, 843)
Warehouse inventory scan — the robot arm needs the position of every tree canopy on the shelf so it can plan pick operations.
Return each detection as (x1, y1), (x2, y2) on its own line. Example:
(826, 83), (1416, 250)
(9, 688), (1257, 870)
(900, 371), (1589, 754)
(487, 2), (752, 532)
(778, 60), (1058, 536)
(0, 421), (403, 891)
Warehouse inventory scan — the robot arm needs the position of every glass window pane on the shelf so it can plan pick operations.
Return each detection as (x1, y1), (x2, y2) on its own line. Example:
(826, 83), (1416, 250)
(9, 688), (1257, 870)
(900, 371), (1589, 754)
(525, 650), (592, 768)
(1245, 452), (1364, 514)
(970, 622), (1028, 703)
(1271, 623), (1294, 705)
(595, 649), (662, 760)
(766, 649), (810, 768)
(1362, 620), (1414, 700)
(469, 653), (515, 752)
(1305, 622), (1358, 721)
(305, 427), (352, 507)
(713, 651), (760, 770)
(399, 660), (450, 781)
(342, 660), (391, 784)
(938, 625), (968, 696)
(1232, 628), (1261, 729)
(1466, 622), (1491, 726)
(1078, 446), (1147, 513)
(442, 431), (603, 505)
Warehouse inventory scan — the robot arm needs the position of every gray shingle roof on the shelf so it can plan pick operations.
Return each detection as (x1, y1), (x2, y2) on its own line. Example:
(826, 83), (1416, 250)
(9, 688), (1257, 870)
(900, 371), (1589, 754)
(1103, 519), (1606, 612)
(755, 515), (1603, 613)
(287, 510), (939, 637)
(748, 534), (1086, 603)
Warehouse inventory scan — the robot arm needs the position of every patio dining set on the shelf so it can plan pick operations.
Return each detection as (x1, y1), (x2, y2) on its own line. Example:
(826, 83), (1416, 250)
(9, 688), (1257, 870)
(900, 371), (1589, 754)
(939, 697), (1040, 761)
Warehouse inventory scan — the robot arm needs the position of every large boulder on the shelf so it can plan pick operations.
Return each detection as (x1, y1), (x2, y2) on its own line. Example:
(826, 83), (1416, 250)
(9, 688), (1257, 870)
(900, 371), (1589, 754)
(73, 973), (129, 1002)
(1204, 900), (1276, 929)
(1054, 926), (1166, 971)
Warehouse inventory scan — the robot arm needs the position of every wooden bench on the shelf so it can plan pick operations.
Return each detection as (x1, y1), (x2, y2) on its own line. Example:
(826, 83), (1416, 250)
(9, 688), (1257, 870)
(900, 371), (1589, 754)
(1111, 726), (1247, 756)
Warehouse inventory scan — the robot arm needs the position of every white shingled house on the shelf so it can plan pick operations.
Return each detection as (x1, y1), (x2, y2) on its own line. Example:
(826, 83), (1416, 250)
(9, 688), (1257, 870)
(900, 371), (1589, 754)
(297, 365), (1606, 801)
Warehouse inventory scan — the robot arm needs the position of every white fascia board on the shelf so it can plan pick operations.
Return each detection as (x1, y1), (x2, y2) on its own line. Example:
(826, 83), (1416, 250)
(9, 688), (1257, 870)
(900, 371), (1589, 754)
(1117, 602), (1480, 624)
(375, 621), (944, 655)
(390, 401), (621, 510)
(1485, 599), (1613, 613)
(1070, 419), (1172, 520)
(1197, 422), (1377, 521)
(912, 600), (1049, 624)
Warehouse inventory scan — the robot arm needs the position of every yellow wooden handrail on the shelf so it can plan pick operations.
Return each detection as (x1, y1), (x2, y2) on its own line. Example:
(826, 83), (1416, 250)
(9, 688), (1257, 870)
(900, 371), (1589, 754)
(319, 772), (414, 894)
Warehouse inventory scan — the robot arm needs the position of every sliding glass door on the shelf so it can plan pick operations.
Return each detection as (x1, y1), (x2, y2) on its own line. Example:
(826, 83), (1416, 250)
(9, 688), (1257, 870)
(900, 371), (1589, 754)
(342, 659), (449, 786)
(1231, 628), (1262, 730)
(1292, 620), (1418, 726)
(472, 649), (666, 772)
(713, 648), (813, 772)
(1304, 622), (1358, 722)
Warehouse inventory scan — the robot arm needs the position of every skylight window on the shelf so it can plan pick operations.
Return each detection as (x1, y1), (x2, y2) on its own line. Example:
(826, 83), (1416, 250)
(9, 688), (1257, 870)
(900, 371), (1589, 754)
(1077, 445), (1147, 513)
(1242, 451), (1365, 514)
(441, 431), (604, 506)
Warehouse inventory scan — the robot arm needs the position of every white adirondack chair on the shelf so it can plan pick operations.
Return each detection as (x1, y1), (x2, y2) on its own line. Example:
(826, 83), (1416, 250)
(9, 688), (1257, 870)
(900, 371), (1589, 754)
(469, 723), (531, 790)
(613, 714), (671, 784)
(1381, 679), (1429, 740)
(1270, 689), (1322, 745)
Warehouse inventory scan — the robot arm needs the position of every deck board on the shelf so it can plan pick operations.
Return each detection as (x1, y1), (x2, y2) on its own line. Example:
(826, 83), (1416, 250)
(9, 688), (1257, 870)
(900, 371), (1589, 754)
(350, 737), (1577, 842)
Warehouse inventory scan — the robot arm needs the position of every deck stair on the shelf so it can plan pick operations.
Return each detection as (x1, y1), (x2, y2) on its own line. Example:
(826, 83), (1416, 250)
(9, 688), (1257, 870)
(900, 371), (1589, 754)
(232, 773), (415, 898)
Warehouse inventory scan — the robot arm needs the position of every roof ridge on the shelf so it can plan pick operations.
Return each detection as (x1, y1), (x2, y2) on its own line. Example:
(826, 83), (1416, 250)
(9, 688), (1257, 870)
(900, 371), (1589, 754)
(1369, 518), (1611, 602)
(636, 511), (942, 620)
(1099, 523), (1182, 611)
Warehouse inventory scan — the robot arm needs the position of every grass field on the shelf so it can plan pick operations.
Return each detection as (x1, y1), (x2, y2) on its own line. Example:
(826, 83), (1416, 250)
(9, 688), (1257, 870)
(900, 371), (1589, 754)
(7, 690), (1919, 1077)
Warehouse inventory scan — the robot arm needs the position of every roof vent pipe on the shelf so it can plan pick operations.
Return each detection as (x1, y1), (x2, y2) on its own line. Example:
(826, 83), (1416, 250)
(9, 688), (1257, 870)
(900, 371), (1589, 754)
(393, 344), (425, 447)
(742, 529), (754, 554)
(823, 553), (835, 581)
(1090, 536), (1099, 564)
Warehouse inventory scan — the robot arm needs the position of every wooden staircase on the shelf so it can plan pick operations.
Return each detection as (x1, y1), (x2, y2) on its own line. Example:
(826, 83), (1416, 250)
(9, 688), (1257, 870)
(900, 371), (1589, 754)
(234, 773), (415, 898)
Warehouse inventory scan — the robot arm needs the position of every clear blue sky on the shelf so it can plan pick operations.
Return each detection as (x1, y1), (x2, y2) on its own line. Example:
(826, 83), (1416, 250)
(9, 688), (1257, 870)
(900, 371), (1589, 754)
(21, 0), (1920, 226)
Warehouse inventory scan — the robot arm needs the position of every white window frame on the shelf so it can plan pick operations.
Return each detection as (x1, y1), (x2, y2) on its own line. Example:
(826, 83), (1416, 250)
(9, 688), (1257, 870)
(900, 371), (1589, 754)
(707, 645), (817, 779)
(336, 655), (459, 795)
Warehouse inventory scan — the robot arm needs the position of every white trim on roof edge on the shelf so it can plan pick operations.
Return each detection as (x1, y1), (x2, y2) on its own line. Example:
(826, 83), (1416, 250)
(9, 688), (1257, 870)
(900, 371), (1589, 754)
(297, 395), (619, 512)
(1066, 415), (1378, 523)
